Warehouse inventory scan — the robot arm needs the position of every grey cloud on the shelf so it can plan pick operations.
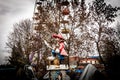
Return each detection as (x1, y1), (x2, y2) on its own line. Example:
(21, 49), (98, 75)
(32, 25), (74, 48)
(0, 4), (11, 15)
(105, 0), (120, 7)
(0, 50), (10, 64)
(0, 0), (34, 16)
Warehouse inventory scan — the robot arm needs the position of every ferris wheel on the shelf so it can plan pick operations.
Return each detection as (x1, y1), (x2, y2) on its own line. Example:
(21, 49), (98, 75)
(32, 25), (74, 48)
(32, 0), (80, 34)
(30, 0), (84, 80)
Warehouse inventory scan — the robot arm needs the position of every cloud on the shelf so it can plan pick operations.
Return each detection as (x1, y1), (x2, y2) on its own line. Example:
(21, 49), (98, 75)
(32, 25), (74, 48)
(0, 50), (10, 64)
(0, 0), (34, 43)
(105, 0), (120, 7)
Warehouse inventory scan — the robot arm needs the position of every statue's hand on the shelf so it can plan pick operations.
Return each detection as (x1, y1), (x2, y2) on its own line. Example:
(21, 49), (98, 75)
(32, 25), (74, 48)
(55, 48), (60, 53)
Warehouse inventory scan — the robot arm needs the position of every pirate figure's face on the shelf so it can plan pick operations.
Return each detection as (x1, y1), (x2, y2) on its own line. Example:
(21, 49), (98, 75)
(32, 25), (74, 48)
(55, 37), (60, 42)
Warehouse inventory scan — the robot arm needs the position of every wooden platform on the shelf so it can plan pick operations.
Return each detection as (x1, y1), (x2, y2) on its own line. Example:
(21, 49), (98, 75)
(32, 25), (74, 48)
(46, 64), (69, 70)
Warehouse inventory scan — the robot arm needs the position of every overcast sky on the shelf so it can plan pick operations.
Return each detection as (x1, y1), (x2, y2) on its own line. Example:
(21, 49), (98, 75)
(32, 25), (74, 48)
(0, 0), (120, 64)
(0, 0), (34, 64)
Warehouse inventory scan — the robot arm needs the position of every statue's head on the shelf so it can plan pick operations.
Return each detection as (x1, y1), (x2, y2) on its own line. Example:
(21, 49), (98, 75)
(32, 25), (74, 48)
(52, 33), (65, 41)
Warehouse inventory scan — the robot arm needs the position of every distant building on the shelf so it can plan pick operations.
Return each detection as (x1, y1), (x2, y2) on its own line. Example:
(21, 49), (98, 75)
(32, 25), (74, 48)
(69, 56), (104, 70)
(79, 56), (99, 65)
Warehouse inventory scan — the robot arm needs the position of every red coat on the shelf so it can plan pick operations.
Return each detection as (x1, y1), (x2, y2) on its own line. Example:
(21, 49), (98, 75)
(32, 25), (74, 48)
(59, 41), (68, 56)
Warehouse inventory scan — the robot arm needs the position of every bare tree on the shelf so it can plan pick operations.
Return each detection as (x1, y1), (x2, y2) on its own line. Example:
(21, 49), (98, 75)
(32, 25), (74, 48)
(90, 0), (120, 65)
(116, 22), (120, 39)
(6, 19), (32, 65)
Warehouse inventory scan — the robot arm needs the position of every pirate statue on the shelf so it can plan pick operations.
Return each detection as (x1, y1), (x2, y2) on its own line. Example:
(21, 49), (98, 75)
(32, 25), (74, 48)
(51, 33), (68, 64)
(44, 33), (68, 67)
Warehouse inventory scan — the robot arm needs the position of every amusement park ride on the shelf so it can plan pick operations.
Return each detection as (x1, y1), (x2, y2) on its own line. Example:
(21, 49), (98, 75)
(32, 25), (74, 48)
(31, 0), (79, 79)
